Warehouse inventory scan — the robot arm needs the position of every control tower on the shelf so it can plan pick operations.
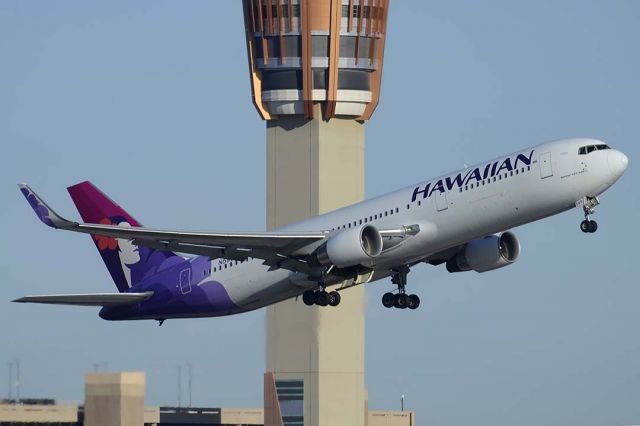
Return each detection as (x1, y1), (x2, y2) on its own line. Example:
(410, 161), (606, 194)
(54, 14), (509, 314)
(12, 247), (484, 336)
(241, 1), (389, 425)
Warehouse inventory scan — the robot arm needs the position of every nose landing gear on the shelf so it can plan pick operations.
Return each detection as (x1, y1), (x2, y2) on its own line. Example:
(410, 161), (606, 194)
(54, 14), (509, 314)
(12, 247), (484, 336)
(382, 266), (421, 310)
(578, 196), (600, 233)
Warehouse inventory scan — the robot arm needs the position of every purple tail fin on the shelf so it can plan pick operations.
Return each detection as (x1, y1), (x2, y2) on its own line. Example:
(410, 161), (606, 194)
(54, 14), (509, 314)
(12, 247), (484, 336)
(67, 181), (179, 292)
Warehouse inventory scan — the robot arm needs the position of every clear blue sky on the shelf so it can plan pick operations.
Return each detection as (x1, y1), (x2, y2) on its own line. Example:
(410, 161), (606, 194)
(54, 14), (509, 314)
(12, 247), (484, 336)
(1, 1), (639, 425)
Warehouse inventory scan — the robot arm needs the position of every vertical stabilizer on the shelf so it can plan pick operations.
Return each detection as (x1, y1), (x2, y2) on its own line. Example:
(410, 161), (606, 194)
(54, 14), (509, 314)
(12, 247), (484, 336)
(67, 181), (179, 292)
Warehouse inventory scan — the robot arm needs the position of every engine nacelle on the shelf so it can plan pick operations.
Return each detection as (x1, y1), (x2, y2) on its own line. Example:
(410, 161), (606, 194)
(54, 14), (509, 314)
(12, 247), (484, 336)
(446, 231), (520, 273)
(315, 225), (383, 268)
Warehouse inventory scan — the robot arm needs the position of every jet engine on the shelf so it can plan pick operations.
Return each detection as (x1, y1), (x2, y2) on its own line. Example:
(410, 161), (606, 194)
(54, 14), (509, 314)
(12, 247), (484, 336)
(446, 231), (520, 273)
(315, 225), (383, 268)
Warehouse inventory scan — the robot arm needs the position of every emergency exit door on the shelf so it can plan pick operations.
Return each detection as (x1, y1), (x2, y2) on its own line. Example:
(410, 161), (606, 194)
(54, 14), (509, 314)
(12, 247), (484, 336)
(179, 268), (192, 295)
(539, 152), (553, 179)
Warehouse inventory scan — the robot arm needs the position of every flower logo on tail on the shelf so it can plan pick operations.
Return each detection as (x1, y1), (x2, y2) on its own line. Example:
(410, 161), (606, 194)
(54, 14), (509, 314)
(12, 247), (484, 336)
(93, 218), (118, 250)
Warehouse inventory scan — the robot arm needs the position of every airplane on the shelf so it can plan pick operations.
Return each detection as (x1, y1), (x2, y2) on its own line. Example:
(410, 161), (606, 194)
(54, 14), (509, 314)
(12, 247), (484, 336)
(16, 138), (628, 323)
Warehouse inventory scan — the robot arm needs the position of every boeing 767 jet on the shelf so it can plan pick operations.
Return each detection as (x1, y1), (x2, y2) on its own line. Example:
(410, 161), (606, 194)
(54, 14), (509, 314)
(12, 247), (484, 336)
(16, 138), (628, 323)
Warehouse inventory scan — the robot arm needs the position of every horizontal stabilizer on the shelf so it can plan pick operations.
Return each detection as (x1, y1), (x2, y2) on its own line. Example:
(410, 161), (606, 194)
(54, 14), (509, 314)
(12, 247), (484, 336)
(13, 291), (154, 307)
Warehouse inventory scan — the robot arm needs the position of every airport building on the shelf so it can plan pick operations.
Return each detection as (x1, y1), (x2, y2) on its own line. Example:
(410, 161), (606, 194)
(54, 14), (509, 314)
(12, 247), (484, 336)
(0, 372), (415, 426)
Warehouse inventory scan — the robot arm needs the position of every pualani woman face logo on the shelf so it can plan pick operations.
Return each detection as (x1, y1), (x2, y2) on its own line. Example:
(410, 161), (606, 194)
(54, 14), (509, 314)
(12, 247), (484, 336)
(93, 217), (142, 289)
(116, 221), (141, 288)
(115, 221), (141, 266)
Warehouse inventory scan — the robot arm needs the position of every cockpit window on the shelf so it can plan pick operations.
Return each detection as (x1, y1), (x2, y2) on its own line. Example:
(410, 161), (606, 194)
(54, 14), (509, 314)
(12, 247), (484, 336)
(579, 144), (611, 155)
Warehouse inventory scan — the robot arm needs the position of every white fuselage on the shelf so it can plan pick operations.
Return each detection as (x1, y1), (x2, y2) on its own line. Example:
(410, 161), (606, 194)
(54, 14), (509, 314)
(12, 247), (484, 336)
(200, 138), (627, 312)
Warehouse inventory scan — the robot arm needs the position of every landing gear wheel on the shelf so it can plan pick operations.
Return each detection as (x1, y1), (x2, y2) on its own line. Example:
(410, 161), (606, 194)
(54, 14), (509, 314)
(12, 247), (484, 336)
(408, 294), (420, 310)
(302, 290), (315, 306)
(580, 220), (590, 233)
(394, 293), (408, 309)
(328, 291), (341, 307)
(382, 292), (395, 308)
(580, 220), (598, 233)
(314, 291), (329, 307)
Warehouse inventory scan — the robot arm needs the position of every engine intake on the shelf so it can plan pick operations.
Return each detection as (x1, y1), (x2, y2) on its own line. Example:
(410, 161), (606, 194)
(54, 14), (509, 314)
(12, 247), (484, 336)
(316, 225), (383, 268)
(447, 231), (520, 273)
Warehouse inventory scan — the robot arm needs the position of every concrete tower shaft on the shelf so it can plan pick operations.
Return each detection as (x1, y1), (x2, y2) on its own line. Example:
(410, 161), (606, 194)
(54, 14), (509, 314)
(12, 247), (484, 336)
(242, 0), (389, 120)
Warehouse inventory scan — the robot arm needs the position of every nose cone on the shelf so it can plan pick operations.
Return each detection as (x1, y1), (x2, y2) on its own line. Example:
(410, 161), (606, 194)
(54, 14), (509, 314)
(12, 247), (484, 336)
(608, 150), (629, 179)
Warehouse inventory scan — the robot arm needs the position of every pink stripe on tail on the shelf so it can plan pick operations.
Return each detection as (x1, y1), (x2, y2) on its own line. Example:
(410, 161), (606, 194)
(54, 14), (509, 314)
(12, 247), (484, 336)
(67, 181), (141, 226)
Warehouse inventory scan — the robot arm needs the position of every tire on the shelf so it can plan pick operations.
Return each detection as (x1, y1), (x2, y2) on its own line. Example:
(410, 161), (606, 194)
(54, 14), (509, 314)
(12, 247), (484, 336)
(589, 220), (598, 233)
(302, 290), (315, 306)
(408, 294), (420, 310)
(315, 291), (329, 307)
(394, 293), (408, 309)
(382, 292), (395, 308)
(328, 291), (341, 307)
(580, 220), (591, 233)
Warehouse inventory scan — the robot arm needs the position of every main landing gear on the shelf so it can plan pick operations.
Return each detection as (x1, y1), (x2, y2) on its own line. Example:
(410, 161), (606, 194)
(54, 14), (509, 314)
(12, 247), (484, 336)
(302, 288), (341, 307)
(382, 266), (420, 310)
(579, 196), (599, 234)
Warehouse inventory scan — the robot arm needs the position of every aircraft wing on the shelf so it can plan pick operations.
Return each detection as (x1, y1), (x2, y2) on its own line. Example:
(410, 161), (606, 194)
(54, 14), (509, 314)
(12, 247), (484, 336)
(13, 292), (154, 306)
(19, 184), (327, 272)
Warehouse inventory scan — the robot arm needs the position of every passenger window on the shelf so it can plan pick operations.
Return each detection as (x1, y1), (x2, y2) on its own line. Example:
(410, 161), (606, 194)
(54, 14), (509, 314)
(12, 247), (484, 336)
(515, 169), (519, 175)
(396, 208), (399, 213)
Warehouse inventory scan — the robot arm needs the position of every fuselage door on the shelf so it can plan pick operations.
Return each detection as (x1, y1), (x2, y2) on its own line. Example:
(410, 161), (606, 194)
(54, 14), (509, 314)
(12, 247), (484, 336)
(179, 268), (192, 295)
(539, 152), (553, 179)
(435, 190), (448, 212)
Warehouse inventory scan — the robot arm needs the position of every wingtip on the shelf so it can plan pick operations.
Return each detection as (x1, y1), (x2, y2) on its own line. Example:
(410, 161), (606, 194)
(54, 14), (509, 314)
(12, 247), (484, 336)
(17, 183), (31, 194)
(19, 184), (72, 229)
(12, 297), (27, 303)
